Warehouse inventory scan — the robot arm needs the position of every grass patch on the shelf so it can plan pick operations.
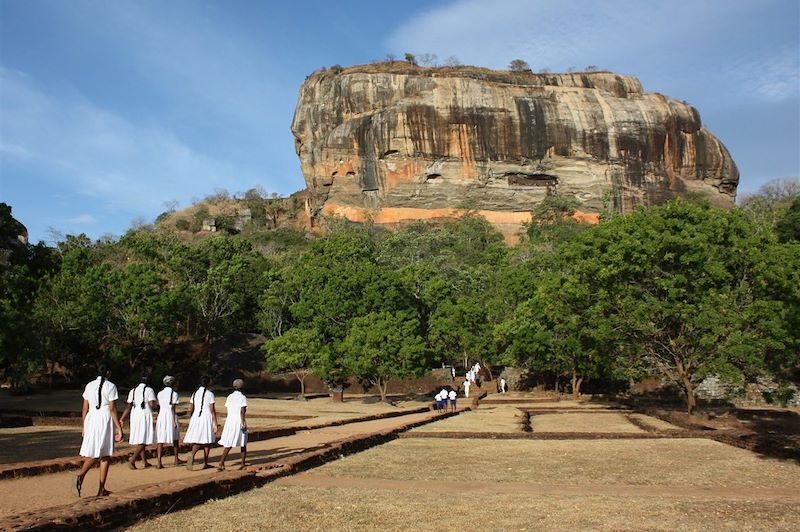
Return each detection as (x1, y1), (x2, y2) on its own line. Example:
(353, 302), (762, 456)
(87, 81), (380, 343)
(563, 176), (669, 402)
(132, 485), (800, 532)
(317, 438), (800, 488)
(532, 413), (644, 433)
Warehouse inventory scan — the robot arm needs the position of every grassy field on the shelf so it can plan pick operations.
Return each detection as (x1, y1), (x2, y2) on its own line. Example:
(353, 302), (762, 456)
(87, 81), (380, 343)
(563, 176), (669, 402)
(312, 438), (800, 488)
(133, 482), (800, 531)
(131, 418), (800, 531)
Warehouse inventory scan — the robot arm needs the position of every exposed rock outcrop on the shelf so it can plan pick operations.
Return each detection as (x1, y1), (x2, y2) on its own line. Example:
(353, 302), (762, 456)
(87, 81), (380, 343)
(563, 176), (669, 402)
(292, 63), (739, 241)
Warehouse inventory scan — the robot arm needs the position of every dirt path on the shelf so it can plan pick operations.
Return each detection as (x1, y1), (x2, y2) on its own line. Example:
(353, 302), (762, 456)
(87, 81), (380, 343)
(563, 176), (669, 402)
(0, 410), (438, 518)
(276, 472), (800, 500)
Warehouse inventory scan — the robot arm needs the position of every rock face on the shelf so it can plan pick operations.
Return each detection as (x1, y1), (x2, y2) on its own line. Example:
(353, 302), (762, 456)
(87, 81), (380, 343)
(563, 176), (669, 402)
(292, 64), (738, 240)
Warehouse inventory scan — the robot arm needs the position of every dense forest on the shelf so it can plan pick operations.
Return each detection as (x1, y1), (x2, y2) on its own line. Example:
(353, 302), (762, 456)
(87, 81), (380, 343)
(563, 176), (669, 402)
(1, 180), (799, 413)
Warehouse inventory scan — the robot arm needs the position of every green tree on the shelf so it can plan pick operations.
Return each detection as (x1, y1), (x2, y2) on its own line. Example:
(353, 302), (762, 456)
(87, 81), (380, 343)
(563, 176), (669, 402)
(775, 196), (800, 243)
(569, 200), (794, 413)
(262, 327), (326, 398)
(341, 311), (429, 401)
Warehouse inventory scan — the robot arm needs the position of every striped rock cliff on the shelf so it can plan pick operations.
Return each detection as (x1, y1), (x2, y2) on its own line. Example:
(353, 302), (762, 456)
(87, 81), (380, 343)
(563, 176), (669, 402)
(291, 63), (739, 241)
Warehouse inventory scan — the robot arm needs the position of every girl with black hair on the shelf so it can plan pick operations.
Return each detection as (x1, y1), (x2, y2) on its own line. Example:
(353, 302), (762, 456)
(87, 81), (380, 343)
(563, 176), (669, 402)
(183, 376), (218, 470)
(217, 379), (249, 470)
(155, 375), (183, 469)
(119, 375), (157, 469)
(73, 361), (123, 498)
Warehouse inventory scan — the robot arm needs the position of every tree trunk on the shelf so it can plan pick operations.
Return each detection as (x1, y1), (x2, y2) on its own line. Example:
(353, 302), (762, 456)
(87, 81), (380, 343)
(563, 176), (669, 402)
(482, 361), (494, 381)
(683, 376), (697, 415)
(378, 377), (388, 402)
(674, 356), (697, 415)
(554, 375), (560, 394)
(298, 375), (306, 399)
(571, 367), (583, 400)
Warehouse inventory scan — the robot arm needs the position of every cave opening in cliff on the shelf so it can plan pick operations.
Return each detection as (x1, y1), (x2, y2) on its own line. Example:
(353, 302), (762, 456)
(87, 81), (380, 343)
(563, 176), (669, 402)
(505, 172), (559, 187)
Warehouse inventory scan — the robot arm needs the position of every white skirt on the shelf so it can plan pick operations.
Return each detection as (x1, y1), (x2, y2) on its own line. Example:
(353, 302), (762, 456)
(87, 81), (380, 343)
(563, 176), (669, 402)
(184, 410), (216, 445)
(129, 408), (155, 445)
(80, 409), (115, 458)
(155, 410), (179, 443)
(218, 418), (247, 448)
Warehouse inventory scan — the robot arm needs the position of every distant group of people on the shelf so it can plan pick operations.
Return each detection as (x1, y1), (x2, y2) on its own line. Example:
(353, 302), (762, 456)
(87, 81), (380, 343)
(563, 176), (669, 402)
(434, 388), (457, 412)
(72, 361), (249, 498)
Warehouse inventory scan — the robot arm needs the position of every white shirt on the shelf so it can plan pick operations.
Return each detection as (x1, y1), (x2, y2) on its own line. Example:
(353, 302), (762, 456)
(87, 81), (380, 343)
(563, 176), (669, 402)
(82, 376), (119, 409)
(224, 390), (248, 422)
(157, 387), (179, 410)
(448, 391), (456, 400)
(127, 384), (156, 409)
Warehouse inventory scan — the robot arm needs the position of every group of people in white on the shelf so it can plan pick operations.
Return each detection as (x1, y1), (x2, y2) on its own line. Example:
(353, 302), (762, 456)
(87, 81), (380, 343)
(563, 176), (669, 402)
(72, 362), (249, 498)
(437, 363), (509, 409)
(434, 388), (457, 412)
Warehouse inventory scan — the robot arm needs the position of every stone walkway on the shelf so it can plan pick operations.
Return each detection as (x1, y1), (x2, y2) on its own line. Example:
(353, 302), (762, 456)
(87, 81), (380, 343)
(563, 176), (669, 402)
(0, 409), (452, 530)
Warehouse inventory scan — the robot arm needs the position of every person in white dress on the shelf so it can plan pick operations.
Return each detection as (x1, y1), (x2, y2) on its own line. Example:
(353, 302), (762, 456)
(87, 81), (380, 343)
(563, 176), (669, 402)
(73, 361), (123, 498)
(120, 375), (157, 469)
(184, 376), (218, 470)
(155, 375), (183, 469)
(500, 377), (507, 394)
(464, 379), (471, 398)
(217, 379), (248, 470)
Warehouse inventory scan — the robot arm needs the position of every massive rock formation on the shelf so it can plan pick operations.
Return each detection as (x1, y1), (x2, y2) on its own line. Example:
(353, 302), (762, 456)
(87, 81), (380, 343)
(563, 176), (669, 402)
(292, 63), (738, 240)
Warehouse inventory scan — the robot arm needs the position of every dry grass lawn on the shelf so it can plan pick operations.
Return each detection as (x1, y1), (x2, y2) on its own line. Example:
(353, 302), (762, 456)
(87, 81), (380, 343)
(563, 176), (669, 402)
(317, 438), (800, 488)
(628, 413), (687, 432)
(410, 406), (524, 433)
(532, 412), (644, 433)
(131, 485), (800, 531)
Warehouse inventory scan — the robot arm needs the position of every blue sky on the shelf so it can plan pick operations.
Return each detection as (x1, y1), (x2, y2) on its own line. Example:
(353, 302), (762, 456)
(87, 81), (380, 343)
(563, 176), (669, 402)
(1, 0), (798, 244)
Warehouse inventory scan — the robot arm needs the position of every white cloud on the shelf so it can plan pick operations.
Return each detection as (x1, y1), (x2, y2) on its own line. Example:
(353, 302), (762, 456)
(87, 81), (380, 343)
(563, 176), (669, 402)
(67, 214), (97, 225)
(0, 67), (258, 215)
(385, 0), (795, 103)
(739, 48), (799, 101)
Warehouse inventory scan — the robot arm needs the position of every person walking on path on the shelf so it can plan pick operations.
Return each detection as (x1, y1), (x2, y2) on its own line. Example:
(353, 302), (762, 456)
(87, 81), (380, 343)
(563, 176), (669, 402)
(499, 377), (507, 393)
(120, 375), (157, 469)
(73, 361), (123, 498)
(217, 379), (249, 470)
(464, 379), (471, 398)
(155, 375), (183, 469)
(184, 376), (218, 470)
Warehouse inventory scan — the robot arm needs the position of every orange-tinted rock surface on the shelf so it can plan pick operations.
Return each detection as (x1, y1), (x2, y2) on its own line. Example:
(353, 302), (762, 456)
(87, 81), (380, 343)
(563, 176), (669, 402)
(292, 63), (738, 240)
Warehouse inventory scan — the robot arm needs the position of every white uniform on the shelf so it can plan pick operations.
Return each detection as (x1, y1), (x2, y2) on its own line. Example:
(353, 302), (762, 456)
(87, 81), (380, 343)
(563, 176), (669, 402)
(127, 384), (156, 445)
(184, 386), (216, 444)
(79, 376), (119, 458)
(155, 387), (180, 444)
(500, 378), (507, 393)
(448, 390), (457, 402)
(464, 380), (471, 398)
(218, 390), (248, 448)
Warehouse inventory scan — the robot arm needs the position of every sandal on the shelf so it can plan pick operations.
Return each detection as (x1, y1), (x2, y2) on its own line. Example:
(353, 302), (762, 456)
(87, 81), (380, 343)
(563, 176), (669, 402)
(96, 489), (112, 498)
(216, 464), (226, 471)
(186, 455), (194, 471)
(127, 460), (137, 470)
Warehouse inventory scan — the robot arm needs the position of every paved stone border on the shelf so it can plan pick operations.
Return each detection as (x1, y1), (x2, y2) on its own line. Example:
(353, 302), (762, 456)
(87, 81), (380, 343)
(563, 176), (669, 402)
(0, 411), (457, 531)
(0, 407), (429, 480)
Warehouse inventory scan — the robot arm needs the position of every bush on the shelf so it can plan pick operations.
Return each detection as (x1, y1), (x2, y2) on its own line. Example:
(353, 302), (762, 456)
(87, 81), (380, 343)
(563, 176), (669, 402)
(508, 59), (531, 72)
(175, 218), (190, 231)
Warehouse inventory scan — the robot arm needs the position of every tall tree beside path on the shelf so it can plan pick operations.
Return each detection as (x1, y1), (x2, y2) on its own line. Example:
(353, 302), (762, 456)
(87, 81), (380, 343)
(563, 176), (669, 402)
(568, 199), (798, 414)
(341, 311), (429, 402)
(262, 327), (326, 398)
